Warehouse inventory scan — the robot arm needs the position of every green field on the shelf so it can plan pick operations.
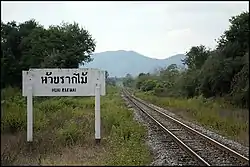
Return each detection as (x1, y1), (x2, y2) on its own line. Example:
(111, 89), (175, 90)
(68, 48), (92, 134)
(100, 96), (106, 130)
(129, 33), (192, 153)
(1, 86), (152, 165)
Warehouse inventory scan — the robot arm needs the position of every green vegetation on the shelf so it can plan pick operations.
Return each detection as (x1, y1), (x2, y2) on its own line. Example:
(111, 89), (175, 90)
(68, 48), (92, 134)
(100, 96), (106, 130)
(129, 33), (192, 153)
(1, 86), (151, 165)
(123, 11), (249, 145)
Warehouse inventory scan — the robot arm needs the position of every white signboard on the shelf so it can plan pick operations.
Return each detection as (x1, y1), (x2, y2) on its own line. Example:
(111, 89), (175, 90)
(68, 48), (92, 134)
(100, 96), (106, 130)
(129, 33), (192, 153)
(22, 68), (105, 96)
(22, 68), (105, 143)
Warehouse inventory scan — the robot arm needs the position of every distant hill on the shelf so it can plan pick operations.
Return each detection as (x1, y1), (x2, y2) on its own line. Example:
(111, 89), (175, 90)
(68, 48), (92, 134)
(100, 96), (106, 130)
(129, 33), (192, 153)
(80, 50), (185, 77)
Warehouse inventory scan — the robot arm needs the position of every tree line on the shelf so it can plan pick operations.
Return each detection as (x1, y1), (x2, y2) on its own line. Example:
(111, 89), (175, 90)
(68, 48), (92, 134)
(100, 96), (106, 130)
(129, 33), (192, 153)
(123, 11), (249, 108)
(1, 19), (96, 89)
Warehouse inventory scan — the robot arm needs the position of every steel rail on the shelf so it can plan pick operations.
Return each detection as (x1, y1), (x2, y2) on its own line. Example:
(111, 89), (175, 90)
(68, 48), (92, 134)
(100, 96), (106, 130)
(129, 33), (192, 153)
(123, 89), (249, 166)
(123, 89), (210, 166)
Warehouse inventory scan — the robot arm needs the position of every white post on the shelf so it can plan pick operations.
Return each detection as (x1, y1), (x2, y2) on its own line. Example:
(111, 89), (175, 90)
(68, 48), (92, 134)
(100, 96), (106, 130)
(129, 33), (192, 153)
(27, 76), (33, 142)
(95, 84), (101, 144)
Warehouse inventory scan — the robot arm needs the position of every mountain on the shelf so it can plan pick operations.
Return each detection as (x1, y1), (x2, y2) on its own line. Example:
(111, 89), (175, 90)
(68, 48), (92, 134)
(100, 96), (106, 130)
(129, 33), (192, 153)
(80, 50), (185, 77)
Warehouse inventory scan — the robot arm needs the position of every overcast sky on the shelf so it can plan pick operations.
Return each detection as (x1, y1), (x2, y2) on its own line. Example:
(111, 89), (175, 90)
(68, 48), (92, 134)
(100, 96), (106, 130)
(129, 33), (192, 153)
(1, 1), (249, 59)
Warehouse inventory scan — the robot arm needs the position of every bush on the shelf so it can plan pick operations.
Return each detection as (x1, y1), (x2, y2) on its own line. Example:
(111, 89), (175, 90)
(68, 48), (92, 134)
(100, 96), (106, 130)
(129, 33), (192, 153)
(1, 102), (26, 133)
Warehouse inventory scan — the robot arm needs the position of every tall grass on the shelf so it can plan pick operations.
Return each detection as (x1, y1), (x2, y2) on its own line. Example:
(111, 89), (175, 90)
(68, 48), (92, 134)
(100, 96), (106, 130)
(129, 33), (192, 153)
(135, 91), (249, 146)
(1, 86), (151, 165)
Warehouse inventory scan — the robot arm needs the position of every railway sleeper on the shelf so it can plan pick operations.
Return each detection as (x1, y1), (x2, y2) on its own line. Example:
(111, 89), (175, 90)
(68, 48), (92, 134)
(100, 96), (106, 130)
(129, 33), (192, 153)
(168, 129), (181, 131)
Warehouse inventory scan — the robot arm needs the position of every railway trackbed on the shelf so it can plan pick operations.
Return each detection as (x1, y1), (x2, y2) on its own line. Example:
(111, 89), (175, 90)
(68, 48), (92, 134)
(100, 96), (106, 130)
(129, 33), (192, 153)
(122, 89), (249, 166)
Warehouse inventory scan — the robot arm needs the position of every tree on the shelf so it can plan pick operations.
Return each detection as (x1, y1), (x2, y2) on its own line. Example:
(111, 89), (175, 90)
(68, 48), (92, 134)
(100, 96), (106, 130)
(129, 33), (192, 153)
(1, 20), (41, 88)
(158, 64), (180, 90)
(138, 73), (146, 77)
(21, 22), (95, 68)
(1, 20), (96, 88)
(217, 11), (249, 54)
(140, 79), (158, 92)
(182, 45), (210, 70)
(123, 73), (134, 87)
(105, 71), (109, 79)
(136, 72), (153, 90)
(125, 73), (132, 78)
(230, 52), (249, 107)
(198, 11), (249, 100)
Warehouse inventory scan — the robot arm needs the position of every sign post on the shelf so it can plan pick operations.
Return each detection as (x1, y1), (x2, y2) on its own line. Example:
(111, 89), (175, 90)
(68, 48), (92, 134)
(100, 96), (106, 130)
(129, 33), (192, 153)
(27, 74), (33, 142)
(95, 84), (101, 144)
(22, 68), (106, 143)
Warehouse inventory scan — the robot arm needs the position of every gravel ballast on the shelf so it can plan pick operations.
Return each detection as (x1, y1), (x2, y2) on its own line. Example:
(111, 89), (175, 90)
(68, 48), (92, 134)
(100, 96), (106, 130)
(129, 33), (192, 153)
(122, 94), (199, 166)
(146, 100), (249, 158)
(121, 94), (249, 165)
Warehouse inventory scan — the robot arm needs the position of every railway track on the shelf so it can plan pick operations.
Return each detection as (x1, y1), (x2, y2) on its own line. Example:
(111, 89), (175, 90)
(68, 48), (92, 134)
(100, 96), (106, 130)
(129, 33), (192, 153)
(122, 89), (249, 166)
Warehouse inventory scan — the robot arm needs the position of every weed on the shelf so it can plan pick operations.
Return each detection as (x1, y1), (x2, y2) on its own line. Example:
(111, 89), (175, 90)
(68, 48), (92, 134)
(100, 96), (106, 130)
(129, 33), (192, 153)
(57, 120), (83, 146)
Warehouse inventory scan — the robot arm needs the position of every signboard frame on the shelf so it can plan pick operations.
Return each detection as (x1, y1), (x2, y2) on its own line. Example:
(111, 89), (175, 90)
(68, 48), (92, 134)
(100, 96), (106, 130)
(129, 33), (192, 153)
(22, 68), (105, 143)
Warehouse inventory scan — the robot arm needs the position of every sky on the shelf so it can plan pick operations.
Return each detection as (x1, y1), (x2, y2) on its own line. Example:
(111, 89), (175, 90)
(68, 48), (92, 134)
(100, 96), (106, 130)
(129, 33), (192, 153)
(1, 1), (249, 59)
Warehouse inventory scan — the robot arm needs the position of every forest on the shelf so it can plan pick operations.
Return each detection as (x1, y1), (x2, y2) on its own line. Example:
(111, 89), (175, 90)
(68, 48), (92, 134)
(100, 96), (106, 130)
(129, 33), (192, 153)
(123, 11), (249, 108)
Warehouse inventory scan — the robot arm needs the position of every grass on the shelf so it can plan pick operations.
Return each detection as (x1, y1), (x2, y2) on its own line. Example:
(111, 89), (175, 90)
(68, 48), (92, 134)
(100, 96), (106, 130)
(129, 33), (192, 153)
(134, 90), (249, 146)
(1, 86), (152, 166)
